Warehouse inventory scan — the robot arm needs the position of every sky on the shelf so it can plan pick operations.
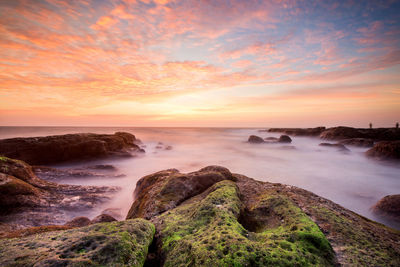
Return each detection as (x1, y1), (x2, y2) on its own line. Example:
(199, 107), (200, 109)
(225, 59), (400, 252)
(0, 0), (399, 127)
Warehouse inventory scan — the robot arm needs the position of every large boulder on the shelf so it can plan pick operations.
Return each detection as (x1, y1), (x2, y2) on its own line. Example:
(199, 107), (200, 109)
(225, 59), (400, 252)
(126, 166), (236, 220)
(366, 141), (400, 160)
(372, 195), (400, 221)
(248, 135), (264, 143)
(0, 132), (144, 165)
(278, 134), (292, 143)
(127, 166), (400, 266)
(0, 219), (154, 266)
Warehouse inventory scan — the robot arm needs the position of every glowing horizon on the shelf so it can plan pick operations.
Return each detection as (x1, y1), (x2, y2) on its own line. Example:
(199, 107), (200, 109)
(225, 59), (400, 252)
(1, 0), (399, 128)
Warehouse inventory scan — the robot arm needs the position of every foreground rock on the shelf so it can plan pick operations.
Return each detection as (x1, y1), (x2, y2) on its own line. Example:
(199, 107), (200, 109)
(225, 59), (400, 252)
(0, 219), (154, 266)
(126, 166), (236, 220)
(0, 132), (144, 165)
(33, 165), (125, 181)
(0, 157), (119, 231)
(366, 141), (400, 160)
(372, 195), (400, 221)
(127, 166), (400, 266)
(268, 127), (326, 136)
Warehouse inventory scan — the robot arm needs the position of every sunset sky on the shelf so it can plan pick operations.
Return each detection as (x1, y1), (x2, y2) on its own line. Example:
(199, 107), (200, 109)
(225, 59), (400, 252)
(0, 0), (399, 127)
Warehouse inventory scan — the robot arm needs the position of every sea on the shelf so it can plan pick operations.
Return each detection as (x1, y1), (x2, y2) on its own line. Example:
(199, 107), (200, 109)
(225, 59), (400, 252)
(1, 126), (399, 229)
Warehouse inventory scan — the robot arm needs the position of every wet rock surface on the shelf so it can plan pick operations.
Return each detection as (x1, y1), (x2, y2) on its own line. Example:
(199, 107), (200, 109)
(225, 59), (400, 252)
(366, 141), (400, 160)
(0, 219), (155, 266)
(33, 165), (125, 181)
(0, 132), (144, 165)
(0, 157), (119, 232)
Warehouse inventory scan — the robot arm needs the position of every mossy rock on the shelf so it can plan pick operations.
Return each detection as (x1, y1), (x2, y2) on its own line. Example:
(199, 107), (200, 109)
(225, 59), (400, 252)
(0, 219), (155, 266)
(156, 180), (335, 266)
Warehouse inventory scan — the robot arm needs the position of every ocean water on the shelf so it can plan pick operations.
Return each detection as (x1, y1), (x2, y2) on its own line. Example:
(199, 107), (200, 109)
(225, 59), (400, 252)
(1, 126), (399, 229)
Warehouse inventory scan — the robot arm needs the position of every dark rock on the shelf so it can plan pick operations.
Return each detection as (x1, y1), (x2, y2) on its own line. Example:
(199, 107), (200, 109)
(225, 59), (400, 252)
(126, 166), (236, 220)
(278, 135), (292, 143)
(33, 165), (123, 181)
(248, 135), (264, 143)
(0, 132), (143, 165)
(0, 219), (155, 266)
(319, 143), (350, 151)
(91, 214), (117, 224)
(320, 127), (400, 141)
(268, 127), (326, 136)
(64, 216), (91, 227)
(372, 195), (400, 221)
(366, 141), (400, 160)
(338, 138), (374, 147)
(101, 208), (123, 220)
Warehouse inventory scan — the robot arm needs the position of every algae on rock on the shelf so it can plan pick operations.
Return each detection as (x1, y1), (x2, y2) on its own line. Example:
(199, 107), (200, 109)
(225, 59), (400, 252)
(0, 219), (155, 266)
(156, 180), (335, 266)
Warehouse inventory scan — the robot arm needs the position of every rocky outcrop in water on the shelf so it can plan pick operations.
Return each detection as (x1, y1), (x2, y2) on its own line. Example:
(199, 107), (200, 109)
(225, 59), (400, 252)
(0, 157), (119, 232)
(248, 135), (264, 143)
(372, 195), (400, 222)
(320, 126), (400, 141)
(0, 132), (144, 165)
(366, 141), (400, 160)
(338, 138), (374, 147)
(268, 127), (326, 136)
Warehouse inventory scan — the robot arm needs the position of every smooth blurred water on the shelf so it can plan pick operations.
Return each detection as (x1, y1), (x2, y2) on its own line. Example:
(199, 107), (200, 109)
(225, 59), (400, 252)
(1, 126), (399, 229)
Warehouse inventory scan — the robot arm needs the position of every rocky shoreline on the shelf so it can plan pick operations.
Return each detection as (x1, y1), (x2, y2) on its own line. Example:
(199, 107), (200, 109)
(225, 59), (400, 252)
(256, 126), (400, 161)
(0, 130), (400, 266)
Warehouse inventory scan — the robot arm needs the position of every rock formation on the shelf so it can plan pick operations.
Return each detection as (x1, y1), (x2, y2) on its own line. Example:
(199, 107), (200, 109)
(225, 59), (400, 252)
(366, 141), (400, 160)
(0, 132), (144, 165)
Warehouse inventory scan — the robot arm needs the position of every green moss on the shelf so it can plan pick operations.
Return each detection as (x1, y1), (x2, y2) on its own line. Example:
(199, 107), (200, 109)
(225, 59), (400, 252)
(0, 219), (155, 267)
(157, 181), (335, 266)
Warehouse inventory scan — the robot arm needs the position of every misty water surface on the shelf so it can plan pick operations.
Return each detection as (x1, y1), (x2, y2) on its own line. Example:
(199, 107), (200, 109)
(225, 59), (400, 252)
(1, 126), (399, 229)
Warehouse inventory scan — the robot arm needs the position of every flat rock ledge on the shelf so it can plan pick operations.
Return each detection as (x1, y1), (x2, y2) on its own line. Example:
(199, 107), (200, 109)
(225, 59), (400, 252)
(0, 132), (144, 165)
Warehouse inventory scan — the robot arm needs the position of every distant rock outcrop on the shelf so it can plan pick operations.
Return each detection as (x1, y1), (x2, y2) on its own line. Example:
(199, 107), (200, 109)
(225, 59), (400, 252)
(268, 127), (326, 136)
(0, 132), (144, 165)
(248, 135), (264, 143)
(338, 138), (374, 147)
(320, 127), (400, 141)
(366, 141), (400, 160)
